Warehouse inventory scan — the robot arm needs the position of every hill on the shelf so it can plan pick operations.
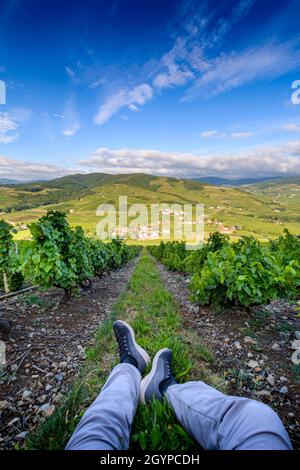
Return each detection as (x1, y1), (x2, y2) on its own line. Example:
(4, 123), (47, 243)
(0, 173), (206, 213)
(241, 177), (300, 214)
(1, 172), (300, 241)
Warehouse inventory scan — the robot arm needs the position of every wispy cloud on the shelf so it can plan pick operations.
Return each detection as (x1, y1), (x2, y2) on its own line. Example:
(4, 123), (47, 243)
(79, 141), (300, 179)
(92, 0), (300, 124)
(128, 104), (140, 112)
(0, 133), (19, 144)
(231, 131), (253, 139)
(92, 1), (258, 124)
(201, 129), (252, 139)
(94, 84), (153, 125)
(155, 2), (300, 105)
(201, 130), (226, 139)
(152, 38), (194, 90)
(65, 66), (75, 79)
(0, 113), (18, 134)
(282, 123), (300, 132)
(183, 41), (300, 101)
(62, 124), (80, 138)
(151, 0), (277, 101)
(0, 108), (31, 144)
(61, 98), (81, 138)
(169, 0), (256, 50)
(89, 78), (106, 89)
(65, 63), (82, 84)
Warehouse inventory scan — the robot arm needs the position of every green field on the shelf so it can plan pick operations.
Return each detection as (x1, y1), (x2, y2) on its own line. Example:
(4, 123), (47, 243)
(1, 173), (300, 241)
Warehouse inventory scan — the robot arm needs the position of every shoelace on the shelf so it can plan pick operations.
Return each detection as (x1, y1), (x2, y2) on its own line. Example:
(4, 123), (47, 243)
(119, 335), (129, 356)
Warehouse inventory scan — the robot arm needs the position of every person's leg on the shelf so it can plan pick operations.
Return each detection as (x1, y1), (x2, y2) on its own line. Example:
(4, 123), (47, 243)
(166, 381), (292, 450)
(66, 363), (141, 450)
(140, 349), (292, 450)
(66, 320), (150, 450)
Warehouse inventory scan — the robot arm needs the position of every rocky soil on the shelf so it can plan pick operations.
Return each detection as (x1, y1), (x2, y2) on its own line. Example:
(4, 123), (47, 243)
(0, 260), (137, 449)
(156, 261), (300, 450)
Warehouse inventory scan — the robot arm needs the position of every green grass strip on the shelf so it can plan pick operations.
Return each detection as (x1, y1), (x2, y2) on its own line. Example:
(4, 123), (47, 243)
(26, 252), (225, 450)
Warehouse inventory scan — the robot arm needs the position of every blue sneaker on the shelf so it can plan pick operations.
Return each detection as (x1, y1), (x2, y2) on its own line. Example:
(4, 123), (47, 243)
(113, 320), (150, 374)
(139, 348), (177, 404)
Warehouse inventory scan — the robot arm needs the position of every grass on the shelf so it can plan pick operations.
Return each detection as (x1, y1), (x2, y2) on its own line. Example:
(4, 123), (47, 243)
(26, 252), (224, 450)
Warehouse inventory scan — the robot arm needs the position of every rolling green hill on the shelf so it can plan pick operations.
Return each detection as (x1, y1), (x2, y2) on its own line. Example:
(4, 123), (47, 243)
(241, 177), (300, 219)
(0, 173), (206, 212)
(1, 173), (300, 241)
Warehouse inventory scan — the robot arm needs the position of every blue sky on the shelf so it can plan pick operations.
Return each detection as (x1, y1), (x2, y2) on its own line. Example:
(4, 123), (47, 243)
(1, 0), (300, 180)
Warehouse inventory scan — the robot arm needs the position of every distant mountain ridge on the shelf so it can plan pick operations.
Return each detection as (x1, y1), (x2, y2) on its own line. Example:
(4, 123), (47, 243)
(241, 176), (300, 189)
(193, 176), (285, 186)
(1, 173), (297, 189)
(0, 178), (27, 185)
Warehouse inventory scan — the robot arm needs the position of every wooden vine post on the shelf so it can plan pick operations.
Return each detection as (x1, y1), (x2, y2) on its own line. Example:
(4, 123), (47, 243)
(3, 272), (9, 294)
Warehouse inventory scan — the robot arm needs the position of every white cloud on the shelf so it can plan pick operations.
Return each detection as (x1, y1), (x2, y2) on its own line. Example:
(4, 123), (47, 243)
(62, 124), (80, 137)
(201, 130), (226, 139)
(282, 124), (300, 132)
(231, 132), (252, 139)
(79, 141), (300, 179)
(128, 104), (139, 112)
(0, 155), (73, 180)
(94, 83), (153, 125)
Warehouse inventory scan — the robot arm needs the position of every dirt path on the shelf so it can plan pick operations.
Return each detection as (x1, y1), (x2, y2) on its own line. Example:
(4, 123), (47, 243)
(155, 260), (300, 450)
(0, 258), (137, 449)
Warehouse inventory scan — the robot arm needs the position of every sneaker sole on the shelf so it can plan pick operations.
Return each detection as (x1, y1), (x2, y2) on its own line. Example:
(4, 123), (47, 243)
(115, 320), (150, 366)
(139, 348), (170, 404)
